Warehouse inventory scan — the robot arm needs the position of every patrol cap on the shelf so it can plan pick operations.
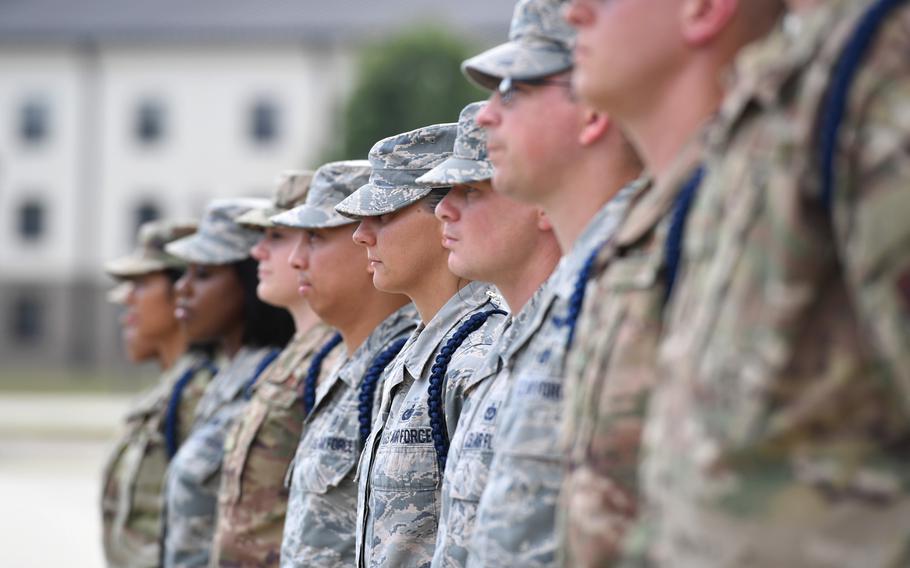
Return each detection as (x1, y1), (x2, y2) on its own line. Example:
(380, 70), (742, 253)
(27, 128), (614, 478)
(416, 102), (494, 186)
(335, 123), (457, 219)
(271, 160), (372, 229)
(105, 219), (197, 278)
(235, 170), (314, 229)
(165, 198), (270, 265)
(462, 0), (575, 90)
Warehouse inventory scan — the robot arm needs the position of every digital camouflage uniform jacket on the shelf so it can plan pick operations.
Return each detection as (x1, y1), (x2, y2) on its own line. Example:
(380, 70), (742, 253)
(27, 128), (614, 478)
(280, 304), (418, 568)
(356, 282), (507, 568)
(431, 286), (546, 568)
(163, 346), (277, 567)
(468, 196), (631, 568)
(560, 164), (696, 567)
(101, 351), (215, 568)
(635, 3), (910, 566)
(210, 323), (341, 567)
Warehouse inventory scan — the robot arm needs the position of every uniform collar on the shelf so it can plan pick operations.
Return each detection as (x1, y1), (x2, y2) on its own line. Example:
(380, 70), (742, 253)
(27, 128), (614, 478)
(403, 281), (501, 380)
(333, 303), (419, 391)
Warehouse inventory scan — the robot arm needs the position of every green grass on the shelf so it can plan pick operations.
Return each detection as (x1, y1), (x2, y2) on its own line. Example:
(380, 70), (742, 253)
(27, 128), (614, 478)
(0, 368), (158, 394)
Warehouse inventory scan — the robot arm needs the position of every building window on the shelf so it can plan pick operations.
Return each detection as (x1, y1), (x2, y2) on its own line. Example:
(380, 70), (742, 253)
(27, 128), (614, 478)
(18, 200), (45, 241)
(135, 99), (166, 144)
(134, 200), (161, 238)
(10, 295), (44, 344)
(250, 99), (280, 144)
(20, 98), (50, 144)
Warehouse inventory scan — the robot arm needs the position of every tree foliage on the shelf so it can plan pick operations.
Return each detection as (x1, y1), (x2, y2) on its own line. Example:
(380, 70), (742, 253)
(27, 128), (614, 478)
(329, 27), (487, 161)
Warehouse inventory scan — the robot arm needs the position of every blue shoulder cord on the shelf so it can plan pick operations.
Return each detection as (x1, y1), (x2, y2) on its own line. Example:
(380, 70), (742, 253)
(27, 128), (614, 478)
(427, 307), (507, 472)
(560, 245), (607, 351)
(164, 358), (218, 459)
(302, 332), (343, 416)
(358, 337), (409, 446)
(819, 0), (904, 210)
(242, 347), (283, 400)
(664, 166), (706, 304)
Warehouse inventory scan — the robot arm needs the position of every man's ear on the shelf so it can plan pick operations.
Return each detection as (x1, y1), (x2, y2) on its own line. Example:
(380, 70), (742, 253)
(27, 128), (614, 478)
(680, 0), (738, 46)
(579, 109), (611, 146)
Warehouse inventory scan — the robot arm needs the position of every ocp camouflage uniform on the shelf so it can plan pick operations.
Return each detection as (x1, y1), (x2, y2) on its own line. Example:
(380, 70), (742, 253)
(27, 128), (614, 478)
(210, 323), (339, 567)
(468, 191), (632, 568)
(207, 170), (330, 568)
(431, 288), (545, 568)
(634, 2), (910, 566)
(101, 351), (215, 568)
(281, 305), (418, 568)
(356, 281), (506, 568)
(162, 198), (279, 567)
(102, 218), (216, 568)
(560, 158), (695, 566)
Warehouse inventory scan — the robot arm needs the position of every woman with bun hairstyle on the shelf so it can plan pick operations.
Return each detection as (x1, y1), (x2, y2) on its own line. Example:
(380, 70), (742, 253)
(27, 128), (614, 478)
(162, 198), (295, 568)
(335, 123), (508, 568)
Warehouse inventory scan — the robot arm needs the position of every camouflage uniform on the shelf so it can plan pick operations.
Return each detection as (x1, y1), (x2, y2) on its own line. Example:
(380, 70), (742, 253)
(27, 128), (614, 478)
(356, 281), (506, 568)
(281, 305), (417, 568)
(634, 3), (910, 566)
(101, 351), (216, 568)
(468, 192), (632, 568)
(416, 100), (535, 568)
(163, 346), (278, 568)
(337, 124), (509, 568)
(161, 198), (278, 568)
(210, 324), (339, 567)
(431, 289), (545, 568)
(208, 171), (325, 568)
(101, 219), (216, 568)
(460, 3), (637, 565)
(272, 160), (419, 568)
(560, 158), (695, 566)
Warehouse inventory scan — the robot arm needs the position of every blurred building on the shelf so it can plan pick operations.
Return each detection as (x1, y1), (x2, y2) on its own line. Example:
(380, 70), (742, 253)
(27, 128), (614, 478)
(0, 0), (509, 372)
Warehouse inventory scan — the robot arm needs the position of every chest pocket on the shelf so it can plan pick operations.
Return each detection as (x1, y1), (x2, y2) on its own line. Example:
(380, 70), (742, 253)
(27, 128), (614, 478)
(497, 320), (568, 462)
(295, 444), (359, 495)
(175, 419), (228, 487)
(448, 376), (507, 502)
(223, 379), (300, 476)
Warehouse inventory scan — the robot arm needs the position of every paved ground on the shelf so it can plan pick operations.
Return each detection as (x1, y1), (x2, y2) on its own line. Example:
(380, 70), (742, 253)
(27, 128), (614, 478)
(0, 395), (131, 567)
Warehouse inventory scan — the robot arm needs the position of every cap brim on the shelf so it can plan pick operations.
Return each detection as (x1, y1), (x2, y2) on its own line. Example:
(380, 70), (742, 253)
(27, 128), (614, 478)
(462, 41), (573, 90)
(104, 255), (178, 278)
(235, 207), (282, 229)
(334, 183), (435, 219)
(165, 234), (252, 265)
(416, 157), (494, 186)
(270, 205), (355, 229)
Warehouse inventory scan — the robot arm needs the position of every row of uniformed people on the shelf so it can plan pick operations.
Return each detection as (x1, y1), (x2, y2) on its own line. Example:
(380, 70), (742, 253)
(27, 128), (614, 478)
(101, 0), (910, 566)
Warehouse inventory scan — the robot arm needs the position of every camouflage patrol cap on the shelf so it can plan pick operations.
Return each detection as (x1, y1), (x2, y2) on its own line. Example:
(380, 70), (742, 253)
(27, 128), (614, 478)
(235, 170), (314, 228)
(335, 123), (457, 218)
(165, 198), (270, 265)
(104, 219), (197, 278)
(271, 160), (372, 229)
(462, 0), (575, 90)
(416, 102), (494, 186)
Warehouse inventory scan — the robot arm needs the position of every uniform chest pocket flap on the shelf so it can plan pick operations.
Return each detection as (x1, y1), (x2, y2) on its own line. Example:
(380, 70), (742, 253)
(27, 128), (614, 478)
(296, 445), (358, 495)
(603, 252), (661, 293)
(254, 380), (300, 410)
